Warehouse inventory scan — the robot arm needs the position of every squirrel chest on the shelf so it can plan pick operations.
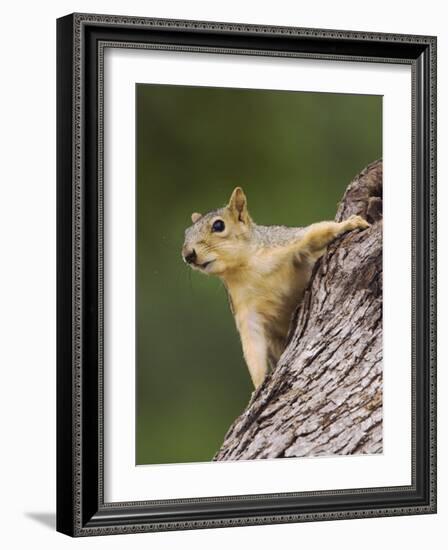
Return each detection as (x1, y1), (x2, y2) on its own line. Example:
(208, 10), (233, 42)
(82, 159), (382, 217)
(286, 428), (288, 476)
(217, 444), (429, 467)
(225, 253), (312, 364)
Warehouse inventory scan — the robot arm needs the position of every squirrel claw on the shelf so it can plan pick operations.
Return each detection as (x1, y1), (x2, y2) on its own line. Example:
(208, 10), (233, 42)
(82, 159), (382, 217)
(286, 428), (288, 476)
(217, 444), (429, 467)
(347, 214), (370, 231)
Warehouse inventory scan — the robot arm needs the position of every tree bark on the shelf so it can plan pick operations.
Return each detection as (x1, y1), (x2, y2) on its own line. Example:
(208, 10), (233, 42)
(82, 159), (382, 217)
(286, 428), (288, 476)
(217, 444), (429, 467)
(215, 160), (383, 460)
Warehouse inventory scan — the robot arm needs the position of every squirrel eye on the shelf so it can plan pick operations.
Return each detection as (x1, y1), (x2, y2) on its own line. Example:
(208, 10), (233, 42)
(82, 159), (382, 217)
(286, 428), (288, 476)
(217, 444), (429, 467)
(211, 219), (225, 233)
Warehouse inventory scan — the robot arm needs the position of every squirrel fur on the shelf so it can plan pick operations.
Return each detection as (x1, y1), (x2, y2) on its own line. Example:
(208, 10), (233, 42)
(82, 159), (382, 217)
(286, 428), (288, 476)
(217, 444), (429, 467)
(182, 187), (369, 389)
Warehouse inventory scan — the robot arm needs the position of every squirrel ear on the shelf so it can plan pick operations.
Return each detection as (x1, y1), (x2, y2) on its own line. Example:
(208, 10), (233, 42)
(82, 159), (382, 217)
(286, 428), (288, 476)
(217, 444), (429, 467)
(228, 187), (249, 223)
(191, 212), (202, 223)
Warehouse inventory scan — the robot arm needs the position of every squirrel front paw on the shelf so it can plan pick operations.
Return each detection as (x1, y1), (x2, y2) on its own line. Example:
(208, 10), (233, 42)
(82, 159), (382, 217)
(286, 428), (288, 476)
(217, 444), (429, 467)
(346, 214), (370, 231)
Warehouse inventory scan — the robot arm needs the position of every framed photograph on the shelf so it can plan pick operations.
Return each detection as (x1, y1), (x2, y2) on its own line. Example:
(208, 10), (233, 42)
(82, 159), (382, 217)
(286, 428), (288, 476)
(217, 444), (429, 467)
(56, 13), (437, 536)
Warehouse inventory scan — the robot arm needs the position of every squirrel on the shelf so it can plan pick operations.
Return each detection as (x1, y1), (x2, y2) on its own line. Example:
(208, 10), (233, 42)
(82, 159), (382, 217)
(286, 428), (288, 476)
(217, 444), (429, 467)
(182, 187), (370, 389)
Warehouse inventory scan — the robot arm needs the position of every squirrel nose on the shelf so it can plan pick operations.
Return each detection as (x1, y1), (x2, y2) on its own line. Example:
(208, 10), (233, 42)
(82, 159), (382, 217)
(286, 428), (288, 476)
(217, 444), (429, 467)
(184, 249), (197, 264)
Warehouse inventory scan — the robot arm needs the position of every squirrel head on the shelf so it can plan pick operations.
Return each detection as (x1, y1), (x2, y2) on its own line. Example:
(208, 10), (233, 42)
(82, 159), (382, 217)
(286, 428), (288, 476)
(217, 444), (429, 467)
(182, 187), (253, 276)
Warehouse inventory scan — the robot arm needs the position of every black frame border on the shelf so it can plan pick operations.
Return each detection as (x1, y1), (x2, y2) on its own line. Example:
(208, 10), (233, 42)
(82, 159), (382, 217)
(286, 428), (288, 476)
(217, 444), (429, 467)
(57, 13), (437, 537)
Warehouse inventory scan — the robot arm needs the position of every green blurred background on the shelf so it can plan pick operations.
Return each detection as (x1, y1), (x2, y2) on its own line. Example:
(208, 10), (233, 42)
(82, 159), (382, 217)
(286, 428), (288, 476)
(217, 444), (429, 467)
(136, 83), (382, 465)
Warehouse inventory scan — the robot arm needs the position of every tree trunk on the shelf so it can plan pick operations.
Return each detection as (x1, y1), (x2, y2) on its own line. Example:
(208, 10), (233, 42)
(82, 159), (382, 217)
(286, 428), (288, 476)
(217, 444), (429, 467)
(215, 160), (383, 460)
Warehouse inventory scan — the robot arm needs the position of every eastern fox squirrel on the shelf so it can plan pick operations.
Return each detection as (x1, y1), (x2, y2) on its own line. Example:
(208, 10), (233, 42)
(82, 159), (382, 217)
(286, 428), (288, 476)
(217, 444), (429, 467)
(182, 187), (369, 389)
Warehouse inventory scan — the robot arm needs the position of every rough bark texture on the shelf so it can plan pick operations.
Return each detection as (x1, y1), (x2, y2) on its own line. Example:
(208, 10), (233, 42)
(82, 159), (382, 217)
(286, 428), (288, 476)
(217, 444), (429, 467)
(215, 160), (383, 460)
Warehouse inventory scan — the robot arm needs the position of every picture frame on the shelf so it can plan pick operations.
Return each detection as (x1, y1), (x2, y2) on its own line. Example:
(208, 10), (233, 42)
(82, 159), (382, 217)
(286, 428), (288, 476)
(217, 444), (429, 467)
(56, 13), (437, 537)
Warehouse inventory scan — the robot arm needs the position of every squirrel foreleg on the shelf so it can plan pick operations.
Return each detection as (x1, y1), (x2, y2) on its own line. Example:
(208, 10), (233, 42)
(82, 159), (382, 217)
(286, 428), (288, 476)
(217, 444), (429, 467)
(297, 215), (370, 256)
(237, 312), (269, 389)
